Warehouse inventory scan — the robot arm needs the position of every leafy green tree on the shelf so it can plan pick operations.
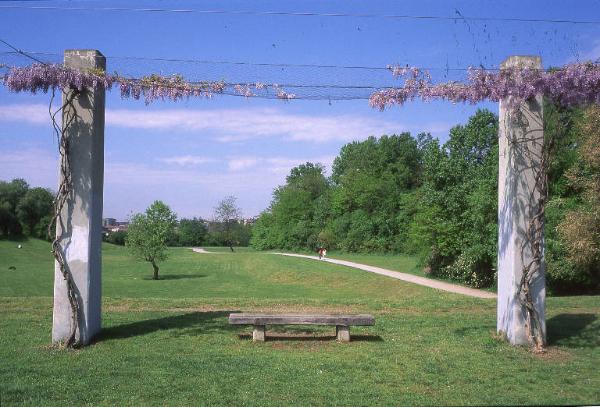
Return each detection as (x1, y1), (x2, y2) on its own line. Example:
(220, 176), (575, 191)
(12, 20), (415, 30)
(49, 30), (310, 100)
(408, 109), (499, 286)
(330, 134), (422, 252)
(177, 217), (208, 247)
(16, 187), (54, 238)
(251, 163), (331, 250)
(126, 201), (177, 280)
(105, 230), (127, 246)
(544, 104), (600, 293)
(0, 178), (29, 237)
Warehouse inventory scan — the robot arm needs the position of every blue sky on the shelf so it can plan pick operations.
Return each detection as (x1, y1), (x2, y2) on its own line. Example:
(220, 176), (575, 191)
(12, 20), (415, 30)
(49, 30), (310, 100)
(1, 0), (600, 220)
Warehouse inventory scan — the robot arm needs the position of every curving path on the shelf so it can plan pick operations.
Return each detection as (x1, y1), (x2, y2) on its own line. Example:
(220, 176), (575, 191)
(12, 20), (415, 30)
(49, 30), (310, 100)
(273, 252), (497, 300)
(191, 247), (219, 254)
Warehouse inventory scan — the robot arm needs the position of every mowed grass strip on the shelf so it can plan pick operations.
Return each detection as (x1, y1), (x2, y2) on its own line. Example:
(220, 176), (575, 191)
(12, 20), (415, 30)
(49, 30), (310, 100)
(0, 239), (599, 406)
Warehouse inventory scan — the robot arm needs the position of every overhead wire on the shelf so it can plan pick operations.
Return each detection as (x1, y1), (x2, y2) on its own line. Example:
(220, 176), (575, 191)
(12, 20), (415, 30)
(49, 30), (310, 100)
(0, 38), (48, 65)
(1, 5), (599, 25)
(0, 50), (506, 72)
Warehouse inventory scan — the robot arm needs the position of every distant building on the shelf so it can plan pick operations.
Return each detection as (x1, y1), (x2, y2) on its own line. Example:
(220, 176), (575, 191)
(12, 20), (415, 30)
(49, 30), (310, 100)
(243, 217), (258, 226)
(102, 218), (129, 235)
(102, 218), (117, 227)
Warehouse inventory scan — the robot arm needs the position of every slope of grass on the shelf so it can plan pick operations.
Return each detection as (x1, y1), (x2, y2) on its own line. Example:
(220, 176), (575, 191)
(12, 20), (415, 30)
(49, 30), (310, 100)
(0, 239), (599, 406)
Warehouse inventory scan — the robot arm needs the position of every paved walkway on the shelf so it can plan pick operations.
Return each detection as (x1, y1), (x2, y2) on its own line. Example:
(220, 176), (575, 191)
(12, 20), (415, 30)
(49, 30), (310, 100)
(273, 253), (497, 299)
(191, 247), (217, 254)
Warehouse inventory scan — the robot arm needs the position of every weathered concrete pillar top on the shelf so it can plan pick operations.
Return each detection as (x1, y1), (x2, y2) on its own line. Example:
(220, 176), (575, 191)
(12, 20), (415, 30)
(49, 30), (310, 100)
(500, 55), (542, 69)
(64, 49), (106, 70)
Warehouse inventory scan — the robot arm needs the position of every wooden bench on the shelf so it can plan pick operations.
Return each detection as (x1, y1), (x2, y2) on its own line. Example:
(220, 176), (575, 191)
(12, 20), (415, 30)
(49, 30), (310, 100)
(228, 313), (375, 342)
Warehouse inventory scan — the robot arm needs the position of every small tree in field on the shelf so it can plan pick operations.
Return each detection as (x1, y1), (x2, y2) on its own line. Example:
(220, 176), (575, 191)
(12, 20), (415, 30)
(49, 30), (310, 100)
(126, 200), (177, 280)
(214, 196), (242, 252)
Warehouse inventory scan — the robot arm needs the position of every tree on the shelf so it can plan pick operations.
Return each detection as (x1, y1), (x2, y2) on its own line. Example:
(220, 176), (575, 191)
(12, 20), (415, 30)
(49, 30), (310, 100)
(213, 196), (242, 251)
(177, 217), (208, 247)
(16, 187), (54, 237)
(544, 104), (600, 293)
(105, 230), (127, 246)
(330, 134), (422, 252)
(250, 162), (331, 251)
(0, 178), (29, 237)
(126, 200), (177, 280)
(408, 109), (499, 287)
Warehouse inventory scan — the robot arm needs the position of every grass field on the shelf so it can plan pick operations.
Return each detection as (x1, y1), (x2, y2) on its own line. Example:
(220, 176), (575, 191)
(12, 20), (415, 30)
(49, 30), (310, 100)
(1, 239), (599, 405)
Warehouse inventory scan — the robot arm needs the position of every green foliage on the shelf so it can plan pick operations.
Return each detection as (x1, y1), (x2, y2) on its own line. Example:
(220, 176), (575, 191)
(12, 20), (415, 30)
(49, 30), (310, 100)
(16, 187), (54, 238)
(0, 179), (53, 239)
(104, 230), (127, 246)
(411, 110), (499, 285)
(545, 104), (600, 293)
(330, 133), (422, 252)
(176, 217), (208, 247)
(252, 107), (596, 292)
(251, 163), (330, 250)
(126, 200), (177, 279)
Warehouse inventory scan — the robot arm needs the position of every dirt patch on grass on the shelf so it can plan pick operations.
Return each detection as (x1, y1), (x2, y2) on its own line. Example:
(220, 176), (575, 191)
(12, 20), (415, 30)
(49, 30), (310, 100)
(533, 346), (573, 362)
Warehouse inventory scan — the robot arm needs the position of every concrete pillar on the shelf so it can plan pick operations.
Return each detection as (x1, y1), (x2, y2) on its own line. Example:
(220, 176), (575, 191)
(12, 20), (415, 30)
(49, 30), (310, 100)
(52, 50), (105, 345)
(253, 325), (266, 342)
(336, 325), (350, 342)
(497, 55), (546, 345)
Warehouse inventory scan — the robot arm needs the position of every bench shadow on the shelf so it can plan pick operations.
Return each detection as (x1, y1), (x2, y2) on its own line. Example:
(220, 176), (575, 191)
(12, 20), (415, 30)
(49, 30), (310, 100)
(547, 313), (599, 348)
(96, 311), (238, 342)
(142, 274), (207, 280)
(237, 333), (383, 342)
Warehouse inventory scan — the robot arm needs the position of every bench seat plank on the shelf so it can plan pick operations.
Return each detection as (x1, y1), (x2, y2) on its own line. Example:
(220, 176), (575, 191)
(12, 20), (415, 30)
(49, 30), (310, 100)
(229, 313), (374, 326)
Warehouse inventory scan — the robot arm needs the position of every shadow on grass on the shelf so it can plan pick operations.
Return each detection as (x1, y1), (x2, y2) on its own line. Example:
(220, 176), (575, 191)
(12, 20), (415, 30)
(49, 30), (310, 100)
(547, 313), (599, 348)
(237, 333), (383, 342)
(142, 274), (207, 280)
(96, 311), (238, 342)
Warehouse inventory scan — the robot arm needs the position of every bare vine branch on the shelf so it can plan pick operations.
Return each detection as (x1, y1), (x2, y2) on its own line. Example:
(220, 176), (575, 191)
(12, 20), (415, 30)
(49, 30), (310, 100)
(47, 86), (81, 349)
(515, 102), (558, 353)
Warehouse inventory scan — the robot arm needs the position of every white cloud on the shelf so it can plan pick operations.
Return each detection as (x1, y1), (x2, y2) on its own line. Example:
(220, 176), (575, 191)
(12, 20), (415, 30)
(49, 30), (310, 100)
(228, 157), (259, 171)
(226, 155), (335, 174)
(105, 107), (403, 143)
(158, 155), (216, 166)
(0, 148), (58, 188)
(0, 104), (49, 124)
(0, 104), (453, 143)
(4, 133), (349, 223)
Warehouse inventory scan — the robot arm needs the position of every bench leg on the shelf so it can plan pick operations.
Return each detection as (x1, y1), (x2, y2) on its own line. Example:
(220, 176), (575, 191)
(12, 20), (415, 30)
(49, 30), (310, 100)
(336, 325), (350, 342)
(253, 325), (266, 342)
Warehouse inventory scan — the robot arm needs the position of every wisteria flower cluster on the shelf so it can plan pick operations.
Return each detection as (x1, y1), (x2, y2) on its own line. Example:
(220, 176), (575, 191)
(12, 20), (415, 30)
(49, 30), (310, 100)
(370, 62), (600, 111)
(1, 64), (295, 104)
(3, 62), (599, 108)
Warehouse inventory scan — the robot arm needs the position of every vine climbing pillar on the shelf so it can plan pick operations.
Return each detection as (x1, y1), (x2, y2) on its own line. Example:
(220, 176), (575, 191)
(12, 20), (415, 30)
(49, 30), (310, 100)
(52, 50), (106, 346)
(497, 55), (546, 346)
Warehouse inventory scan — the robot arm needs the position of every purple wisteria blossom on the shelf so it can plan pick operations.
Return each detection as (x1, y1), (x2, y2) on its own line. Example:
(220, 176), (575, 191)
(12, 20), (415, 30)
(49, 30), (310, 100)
(3, 62), (600, 109)
(2, 64), (225, 103)
(370, 63), (600, 111)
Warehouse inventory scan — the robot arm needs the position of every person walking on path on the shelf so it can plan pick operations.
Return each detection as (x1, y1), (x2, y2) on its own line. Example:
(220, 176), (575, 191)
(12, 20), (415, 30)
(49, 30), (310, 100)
(317, 247), (327, 260)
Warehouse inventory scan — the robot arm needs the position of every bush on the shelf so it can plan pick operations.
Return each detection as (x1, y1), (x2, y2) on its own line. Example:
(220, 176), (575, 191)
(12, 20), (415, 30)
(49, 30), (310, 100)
(105, 230), (127, 246)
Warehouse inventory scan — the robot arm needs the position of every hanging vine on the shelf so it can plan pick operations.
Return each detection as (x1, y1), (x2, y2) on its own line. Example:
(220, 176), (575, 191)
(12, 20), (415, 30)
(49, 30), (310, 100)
(47, 87), (81, 348)
(511, 106), (556, 353)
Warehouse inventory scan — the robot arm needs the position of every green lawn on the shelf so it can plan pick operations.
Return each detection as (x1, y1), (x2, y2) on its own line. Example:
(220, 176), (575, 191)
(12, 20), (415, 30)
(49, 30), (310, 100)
(1, 239), (599, 405)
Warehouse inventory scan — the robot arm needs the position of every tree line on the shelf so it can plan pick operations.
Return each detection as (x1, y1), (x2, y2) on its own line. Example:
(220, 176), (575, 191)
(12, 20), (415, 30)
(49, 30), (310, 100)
(0, 179), (54, 239)
(105, 196), (252, 249)
(251, 107), (600, 294)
